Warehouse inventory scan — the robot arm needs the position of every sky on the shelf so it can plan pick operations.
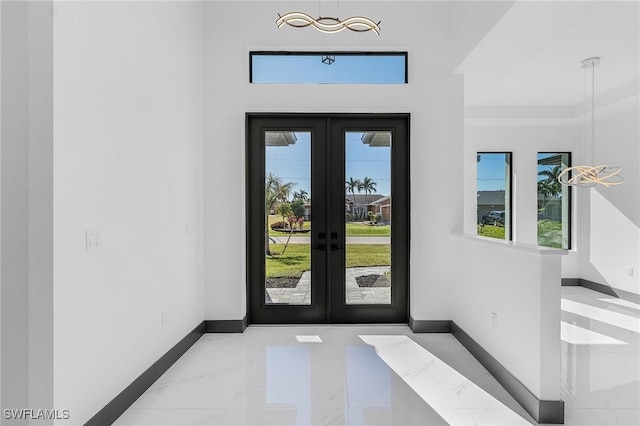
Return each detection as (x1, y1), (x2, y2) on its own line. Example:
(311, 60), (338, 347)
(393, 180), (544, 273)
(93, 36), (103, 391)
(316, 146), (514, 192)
(251, 53), (406, 84)
(266, 131), (391, 199)
(257, 55), (566, 197)
(477, 153), (509, 192)
(477, 153), (568, 192)
(259, 54), (400, 199)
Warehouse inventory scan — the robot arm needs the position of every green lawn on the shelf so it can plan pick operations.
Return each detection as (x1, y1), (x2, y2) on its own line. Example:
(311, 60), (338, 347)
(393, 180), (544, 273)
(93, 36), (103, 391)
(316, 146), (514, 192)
(346, 223), (390, 236)
(477, 221), (564, 248)
(267, 215), (390, 237)
(477, 224), (505, 239)
(538, 219), (563, 248)
(268, 215), (311, 236)
(266, 244), (390, 278)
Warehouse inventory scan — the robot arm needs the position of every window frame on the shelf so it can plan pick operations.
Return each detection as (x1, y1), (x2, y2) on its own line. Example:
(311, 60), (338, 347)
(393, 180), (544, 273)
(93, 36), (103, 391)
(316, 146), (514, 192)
(476, 151), (513, 241)
(249, 51), (409, 84)
(537, 152), (572, 250)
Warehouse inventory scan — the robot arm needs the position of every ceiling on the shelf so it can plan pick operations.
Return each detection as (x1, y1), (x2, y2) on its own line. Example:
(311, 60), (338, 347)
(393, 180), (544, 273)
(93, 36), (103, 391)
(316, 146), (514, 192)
(457, 1), (640, 110)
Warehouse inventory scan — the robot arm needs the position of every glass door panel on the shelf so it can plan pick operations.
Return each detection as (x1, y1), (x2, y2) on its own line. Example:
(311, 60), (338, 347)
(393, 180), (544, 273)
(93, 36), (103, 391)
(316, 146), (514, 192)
(247, 114), (408, 324)
(265, 131), (312, 305)
(344, 131), (392, 305)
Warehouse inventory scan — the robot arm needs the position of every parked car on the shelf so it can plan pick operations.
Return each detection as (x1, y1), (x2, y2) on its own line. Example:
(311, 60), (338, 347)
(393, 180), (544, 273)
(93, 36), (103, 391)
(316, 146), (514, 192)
(482, 210), (505, 225)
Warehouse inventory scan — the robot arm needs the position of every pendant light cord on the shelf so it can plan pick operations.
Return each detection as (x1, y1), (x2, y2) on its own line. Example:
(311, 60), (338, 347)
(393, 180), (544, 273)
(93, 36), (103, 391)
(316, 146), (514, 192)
(591, 62), (596, 166)
(318, 0), (340, 18)
(584, 61), (588, 164)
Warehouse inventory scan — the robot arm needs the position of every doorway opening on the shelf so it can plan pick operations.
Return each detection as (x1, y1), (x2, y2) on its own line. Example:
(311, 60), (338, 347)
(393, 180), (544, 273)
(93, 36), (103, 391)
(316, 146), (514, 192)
(247, 114), (409, 324)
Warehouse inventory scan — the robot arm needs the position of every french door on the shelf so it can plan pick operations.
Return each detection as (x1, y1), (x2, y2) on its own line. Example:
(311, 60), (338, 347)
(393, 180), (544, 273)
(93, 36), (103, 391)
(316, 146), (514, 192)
(247, 114), (409, 324)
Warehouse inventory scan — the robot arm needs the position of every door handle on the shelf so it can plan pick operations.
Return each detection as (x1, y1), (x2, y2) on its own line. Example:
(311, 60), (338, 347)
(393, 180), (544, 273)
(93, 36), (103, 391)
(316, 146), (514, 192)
(313, 244), (326, 251)
(331, 244), (339, 251)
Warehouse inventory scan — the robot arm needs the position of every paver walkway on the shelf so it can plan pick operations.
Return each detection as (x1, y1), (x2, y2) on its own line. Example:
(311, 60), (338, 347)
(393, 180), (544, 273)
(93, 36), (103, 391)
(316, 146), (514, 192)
(266, 266), (390, 305)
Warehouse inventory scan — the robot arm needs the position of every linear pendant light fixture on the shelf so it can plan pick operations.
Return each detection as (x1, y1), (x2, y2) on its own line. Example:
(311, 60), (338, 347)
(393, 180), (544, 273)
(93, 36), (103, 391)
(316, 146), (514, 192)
(558, 57), (624, 187)
(277, 1), (380, 36)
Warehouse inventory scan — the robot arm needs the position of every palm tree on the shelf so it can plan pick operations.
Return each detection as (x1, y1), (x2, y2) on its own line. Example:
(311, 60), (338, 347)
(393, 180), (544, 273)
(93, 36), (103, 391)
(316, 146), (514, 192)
(360, 177), (377, 219)
(345, 177), (361, 219)
(277, 203), (292, 224)
(265, 173), (295, 255)
(537, 179), (553, 216)
(292, 189), (308, 202)
(537, 165), (563, 217)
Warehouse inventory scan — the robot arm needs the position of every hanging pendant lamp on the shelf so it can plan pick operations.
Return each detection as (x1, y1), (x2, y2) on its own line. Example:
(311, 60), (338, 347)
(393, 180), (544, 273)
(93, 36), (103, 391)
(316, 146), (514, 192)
(276, 12), (381, 35)
(277, 1), (380, 35)
(558, 58), (623, 187)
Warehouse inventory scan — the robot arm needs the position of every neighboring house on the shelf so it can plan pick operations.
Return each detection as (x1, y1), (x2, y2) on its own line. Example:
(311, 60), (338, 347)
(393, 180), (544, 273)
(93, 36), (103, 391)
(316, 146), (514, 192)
(345, 193), (385, 219)
(305, 194), (388, 221)
(478, 190), (562, 222)
(370, 195), (391, 223)
(304, 202), (311, 220)
(538, 194), (562, 221)
(477, 190), (508, 222)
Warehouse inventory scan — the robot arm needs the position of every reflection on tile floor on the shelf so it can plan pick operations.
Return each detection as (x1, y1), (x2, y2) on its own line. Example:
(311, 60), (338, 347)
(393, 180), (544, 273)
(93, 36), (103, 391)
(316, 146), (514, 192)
(115, 287), (639, 425)
(550, 287), (640, 426)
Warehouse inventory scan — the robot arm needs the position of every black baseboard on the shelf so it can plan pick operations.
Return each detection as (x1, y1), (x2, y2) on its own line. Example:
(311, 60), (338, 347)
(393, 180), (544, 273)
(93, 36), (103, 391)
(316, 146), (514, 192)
(451, 321), (564, 424)
(578, 278), (619, 297)
(562, 278), (640, 303)
(204, 316), (247, 333)
(84, 321), (205, 426)
(408, 317), (451, 333)
(561, 278), (581, 287)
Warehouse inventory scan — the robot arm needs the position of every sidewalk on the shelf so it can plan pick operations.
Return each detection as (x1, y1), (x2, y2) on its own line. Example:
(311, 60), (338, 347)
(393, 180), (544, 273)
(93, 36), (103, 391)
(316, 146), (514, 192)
(266, 266), (391, 305)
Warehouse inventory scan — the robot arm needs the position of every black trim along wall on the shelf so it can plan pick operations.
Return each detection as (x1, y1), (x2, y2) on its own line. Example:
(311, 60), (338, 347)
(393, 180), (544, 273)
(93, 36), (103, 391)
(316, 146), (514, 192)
(85, 322), (206, 426)
(85, 317), (248, 426)
(205, 318), (248, 333)
(409, 318), (564, 425)
(562, 278), (640, 303)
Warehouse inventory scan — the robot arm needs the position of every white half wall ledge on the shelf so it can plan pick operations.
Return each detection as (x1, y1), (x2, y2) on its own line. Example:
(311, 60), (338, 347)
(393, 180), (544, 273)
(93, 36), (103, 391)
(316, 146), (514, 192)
(451, 233), (569, 256)
(453, 233), (563, 403)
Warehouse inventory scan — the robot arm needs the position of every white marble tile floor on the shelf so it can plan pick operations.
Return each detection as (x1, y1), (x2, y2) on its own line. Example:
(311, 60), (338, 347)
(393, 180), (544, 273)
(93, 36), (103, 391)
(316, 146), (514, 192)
(546, 287), (640, 426)
(114, 286), (639, 425)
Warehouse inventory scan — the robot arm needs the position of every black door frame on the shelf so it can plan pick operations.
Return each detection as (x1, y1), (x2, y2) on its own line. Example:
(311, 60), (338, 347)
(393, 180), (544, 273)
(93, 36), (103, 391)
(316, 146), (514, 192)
(246, 113), (410, 324)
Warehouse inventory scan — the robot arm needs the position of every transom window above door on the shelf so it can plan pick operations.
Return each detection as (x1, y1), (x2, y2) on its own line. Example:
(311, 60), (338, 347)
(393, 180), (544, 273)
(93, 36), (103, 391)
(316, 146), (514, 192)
(250, 52), (408, 84)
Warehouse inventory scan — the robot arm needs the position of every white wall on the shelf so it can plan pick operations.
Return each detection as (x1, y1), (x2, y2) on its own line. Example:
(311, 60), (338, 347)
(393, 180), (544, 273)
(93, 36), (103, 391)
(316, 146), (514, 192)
(453, 236), (563, 400)
(53, 2), (204, 423)
(580, 106), (640, 295)
(1, 1), (55, 416)
(202, 1), (465, 322)
(464, 122), (582, 277)
(1, 1), (31, 414)
(450, 0), (515, 71)
(463, 103), (640, 296)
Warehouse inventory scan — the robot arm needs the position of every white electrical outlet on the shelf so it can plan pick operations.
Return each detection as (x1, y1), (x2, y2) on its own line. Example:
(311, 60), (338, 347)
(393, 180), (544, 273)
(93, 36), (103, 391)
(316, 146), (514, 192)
(161, 311), (167, 326)
(85, 230), (103, 251)
(627, 268), (634, 277)
(491, 312), (498, 328)
(185, 221), (196, 235)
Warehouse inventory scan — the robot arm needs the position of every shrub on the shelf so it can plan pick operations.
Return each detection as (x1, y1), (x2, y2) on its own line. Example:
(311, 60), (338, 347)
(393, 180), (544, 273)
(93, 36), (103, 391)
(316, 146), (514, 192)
(270, 221), (288, 230)
(291, 200), (305, 219)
